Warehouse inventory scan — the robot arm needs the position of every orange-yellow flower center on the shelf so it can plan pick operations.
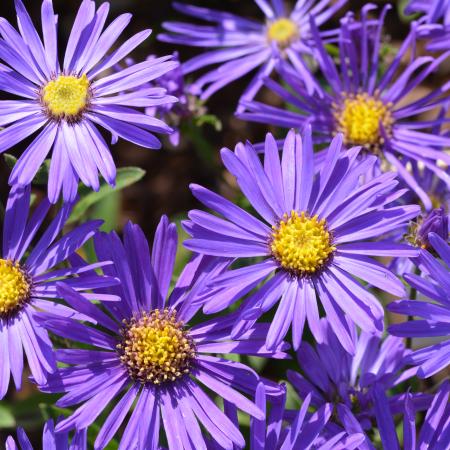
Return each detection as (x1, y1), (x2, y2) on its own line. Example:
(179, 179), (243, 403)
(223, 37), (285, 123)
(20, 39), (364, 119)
(270, 211), (335, 275)
(334, 93), (393, 148)
(267, 18), (299, 48)
(0, 259), (31, 318)
(42, 74), (90, 119)
(117, 309), (195, 385)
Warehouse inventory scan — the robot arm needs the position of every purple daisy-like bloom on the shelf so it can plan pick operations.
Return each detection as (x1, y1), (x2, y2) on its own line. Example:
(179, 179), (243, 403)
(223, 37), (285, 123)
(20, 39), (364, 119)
(5, 419), (87, 450)
(208, 381), (365, 450)
(391, 206), (449, 278)
(0, 0), (178, 203)
(158, 0), (347, 107)
(243, 382), (364, 450)
(407, 0), (450, 51)
(239, 4), (450, 210)
(0, 184), (116, 399)
(184, 129), (420, 353)
(288, 319), (430, 448)
(389, 232), (450, 378)
(412, 207), (449, 250)
(372, 380), (450, 450)
(39, 217), (287, 450)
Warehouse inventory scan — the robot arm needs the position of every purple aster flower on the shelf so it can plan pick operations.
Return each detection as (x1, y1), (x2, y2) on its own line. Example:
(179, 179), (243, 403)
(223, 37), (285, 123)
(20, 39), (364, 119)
(38, 217), (287, 450)
(405, 0), (450, 51)
(184, 129), (420, 353)
(0, 0), (178, 203)
(409, 207), (449, 250)
(240, 382), (364, 450)
(0, 184), (116, 399)
(5, 419), (87, 450)
(389, 232), (450, 378)
(239, 4), (450, 209)
(288, 319), (430, 448)
(391, 206), (449, 277)
(372, 380), (450, 450)
(158, 0), (347, 107)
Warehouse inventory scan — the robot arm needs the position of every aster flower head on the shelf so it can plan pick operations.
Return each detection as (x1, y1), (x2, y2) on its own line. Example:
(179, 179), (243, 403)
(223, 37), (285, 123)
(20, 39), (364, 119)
(0, 0), (179, 203)
(288, 319), (430, 447)
(184, 129), (420, 353)
(288, 320), (429, 442)
(389, 232), (450, 378)
(239, 4), (450, 210)
(39, 217), (287, 450)
(5, 419), (87, 450)
(407, 207), (449, 250)
(372, 381), (450, 450)
(239, 382), (365, 450)
(0, 184), (116, 399)
(159, 0), (347, 107)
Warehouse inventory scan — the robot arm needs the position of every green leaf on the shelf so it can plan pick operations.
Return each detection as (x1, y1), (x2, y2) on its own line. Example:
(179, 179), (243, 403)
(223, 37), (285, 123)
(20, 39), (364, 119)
(194, 114), (222, 131)
(67, 167), (146, 225)
(0, 404), (16, 428)
(4, 153), (17, 170)
(4, 154), (51, 185)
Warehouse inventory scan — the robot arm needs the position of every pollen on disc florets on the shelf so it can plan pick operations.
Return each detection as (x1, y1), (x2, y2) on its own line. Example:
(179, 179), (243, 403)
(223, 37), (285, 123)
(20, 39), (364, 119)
(267, 18), (299, 49)
(0, 259), (32, 319)
(270, 211), (335, 276)
(117, 309), (196, 385)
(333, 92), (394, 152)
(42, 74), (90, 122)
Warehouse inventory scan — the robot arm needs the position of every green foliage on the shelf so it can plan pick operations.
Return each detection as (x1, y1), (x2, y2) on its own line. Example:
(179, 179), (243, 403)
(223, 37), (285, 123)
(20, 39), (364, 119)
(67, 167), (145, 225)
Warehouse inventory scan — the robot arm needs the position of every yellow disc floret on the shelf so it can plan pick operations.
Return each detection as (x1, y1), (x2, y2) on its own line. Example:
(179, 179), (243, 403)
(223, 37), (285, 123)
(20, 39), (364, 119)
(267, 18), (299, 48)
(117, 309), (195, 385)
(0, 259), (31, 317)
(270, 211), (335, 275)
(334, 93), (393, 149)
(42, 74), (90, 120)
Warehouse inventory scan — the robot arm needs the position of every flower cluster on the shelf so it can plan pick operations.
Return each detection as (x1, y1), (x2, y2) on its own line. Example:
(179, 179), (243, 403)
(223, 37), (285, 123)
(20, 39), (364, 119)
(0, 0), (449, 449)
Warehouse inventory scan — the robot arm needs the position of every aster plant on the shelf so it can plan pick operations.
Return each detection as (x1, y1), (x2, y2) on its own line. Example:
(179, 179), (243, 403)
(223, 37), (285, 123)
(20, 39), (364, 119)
(239, 4), (450, 210)
(158, 0), (347, 106)
(5, 419), (87, 450)
(184, 129), (419, 352)
(389, 232), (450, 378)
(0, 0), (178, 202)
(38, 217), (288, 450)
(0, 184), (116, 399)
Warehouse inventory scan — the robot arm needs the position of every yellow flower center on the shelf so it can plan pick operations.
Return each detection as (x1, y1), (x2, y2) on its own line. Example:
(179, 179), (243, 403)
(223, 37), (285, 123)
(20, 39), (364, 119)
(334, 93), (393, 149)
(267, 18), (299, 48)
(0, 259), (31, 318)
(270, 211), (335, 275)
(42, 74), (90, 120)
(117, 309), (195, 385)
